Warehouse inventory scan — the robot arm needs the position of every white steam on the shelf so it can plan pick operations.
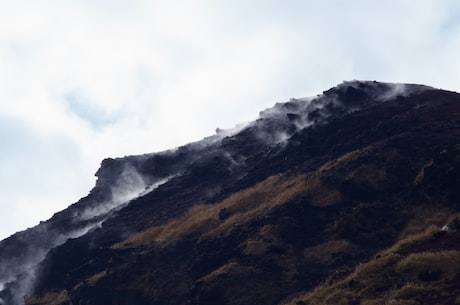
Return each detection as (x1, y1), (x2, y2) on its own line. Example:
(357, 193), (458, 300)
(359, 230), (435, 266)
(380, 83), (434, 101)
(76, 165), (174, 221)
(252, 81), (433, 146)
(0, 164), (172, 305)
(0, 81), (435, 305)
(0, 222), (102, 305)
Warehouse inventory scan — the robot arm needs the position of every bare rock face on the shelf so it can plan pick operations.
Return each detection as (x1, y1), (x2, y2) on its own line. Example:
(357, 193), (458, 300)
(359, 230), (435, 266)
(2, 81), (460, 305)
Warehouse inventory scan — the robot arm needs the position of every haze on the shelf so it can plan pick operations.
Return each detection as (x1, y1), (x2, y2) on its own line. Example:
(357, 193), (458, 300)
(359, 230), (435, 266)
(1, 0), (460, 239)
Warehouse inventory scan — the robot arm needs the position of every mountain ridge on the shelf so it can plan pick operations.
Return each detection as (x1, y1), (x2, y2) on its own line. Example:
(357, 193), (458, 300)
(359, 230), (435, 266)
(1, 80), (460, 305)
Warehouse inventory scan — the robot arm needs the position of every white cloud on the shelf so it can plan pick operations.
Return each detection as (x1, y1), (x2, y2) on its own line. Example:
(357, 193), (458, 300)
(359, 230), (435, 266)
(1, 0), (460, 239)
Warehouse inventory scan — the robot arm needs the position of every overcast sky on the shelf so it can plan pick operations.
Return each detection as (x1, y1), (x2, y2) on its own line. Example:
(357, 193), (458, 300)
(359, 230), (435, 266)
(1, 0), (459, 240)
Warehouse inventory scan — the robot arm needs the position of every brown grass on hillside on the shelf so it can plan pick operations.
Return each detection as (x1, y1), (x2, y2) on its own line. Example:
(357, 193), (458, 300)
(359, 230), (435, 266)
(87, 270), (108, 285)
(113, 172), (310, 248)
(384, 225), (440, 255)
(304, 176), (343, 207)
(303, 239), (353, 264)
(282, 247), (460, 305)
(283, 202), (460, 305)
(197, 260), (257, 283)
(241, 224), (284, 256)
(25, 290), (70, 305)
(281, 253), (402, 305)
(396, 250), (460, 281)
(317, 145), (390, 192)
(349, 163), (387, 188)
(115, 145), (406, 249)
(399, 205), (453, 238)
(317, 146), (373, 173)
(381, 205), (458, 255)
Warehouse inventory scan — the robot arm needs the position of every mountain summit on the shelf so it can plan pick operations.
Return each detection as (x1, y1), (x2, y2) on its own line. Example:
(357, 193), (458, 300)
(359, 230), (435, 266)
(2, 81), (460, 305)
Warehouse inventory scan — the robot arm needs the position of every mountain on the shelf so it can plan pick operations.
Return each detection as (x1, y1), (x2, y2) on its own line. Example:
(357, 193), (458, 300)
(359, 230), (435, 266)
(1, 80), (460, 305)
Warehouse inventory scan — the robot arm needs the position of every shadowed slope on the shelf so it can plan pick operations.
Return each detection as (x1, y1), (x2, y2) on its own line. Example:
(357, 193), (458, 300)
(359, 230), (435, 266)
(2, 81), (460, 305)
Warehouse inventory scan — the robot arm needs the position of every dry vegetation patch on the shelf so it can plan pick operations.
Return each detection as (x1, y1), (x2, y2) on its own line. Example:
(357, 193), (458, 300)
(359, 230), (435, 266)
(317, 147), (373, 173)
(303, 239), (354, 264)
(113, 172), (309, 248)
(396, 250), (460, 281)
(386, 225), (440, 254)
(197, 260), (255, 283)
(86, 270), (108, 285)
(399, 205), (453, 238)
(382, 206), (459, 254)
(283, 247), (460, 305)
(304, 176), (343, 207)
(282, 253), (401, 305)
(25, 290), (70, 305)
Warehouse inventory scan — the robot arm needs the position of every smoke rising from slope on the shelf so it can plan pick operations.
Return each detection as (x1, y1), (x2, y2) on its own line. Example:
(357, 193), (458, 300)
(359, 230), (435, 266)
(0, 81), (436, 305)
(77, 165), (175, 221)
(0, 222), (101, 305)
(252, 81), (433, 146)
(0, 165), (173, 305)
(77, 164), (146, 221)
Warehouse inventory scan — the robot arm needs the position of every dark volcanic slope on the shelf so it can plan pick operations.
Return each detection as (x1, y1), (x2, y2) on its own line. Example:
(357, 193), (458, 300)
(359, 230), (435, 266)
(2, 81), (460, 305)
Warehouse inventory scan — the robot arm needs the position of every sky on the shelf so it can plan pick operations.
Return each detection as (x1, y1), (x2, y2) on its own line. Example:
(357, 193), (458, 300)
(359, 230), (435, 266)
(0, 0), (460, 240)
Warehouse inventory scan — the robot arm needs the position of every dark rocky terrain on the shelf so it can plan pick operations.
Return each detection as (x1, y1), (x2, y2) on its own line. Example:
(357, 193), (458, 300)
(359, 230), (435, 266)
(1, 80), (460, 305)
